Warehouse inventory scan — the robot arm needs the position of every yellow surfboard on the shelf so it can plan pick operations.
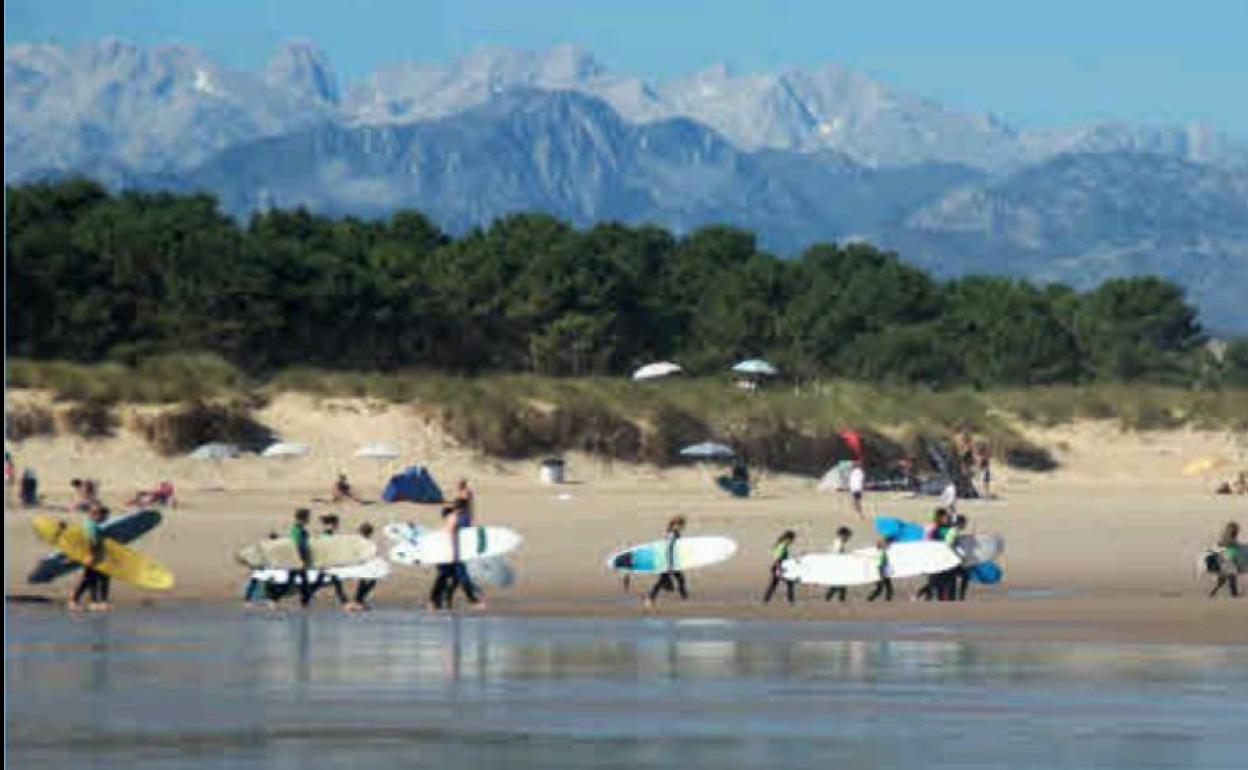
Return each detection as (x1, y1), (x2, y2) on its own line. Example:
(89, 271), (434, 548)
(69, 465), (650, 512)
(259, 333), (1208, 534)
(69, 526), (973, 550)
(32, 515), (175, 591)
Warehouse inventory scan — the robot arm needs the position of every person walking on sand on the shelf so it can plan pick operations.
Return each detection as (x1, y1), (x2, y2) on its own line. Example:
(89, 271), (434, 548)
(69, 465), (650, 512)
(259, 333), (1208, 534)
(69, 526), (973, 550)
(976, 442), (992, 499)
(866, 537), (895, 602)
(848, 461), (866, 518)
(429, 501), (483, 609)
(916, 509), (950, 601)
(645, 516), (689, 608)
(346, 522), (379, 612)
(311, 514), (349, 606)
(762, 530), (798, 605)
(285, 508), (315, 607)
(825, 527), (853, 602)
(68, 504), (110, 612)
(1210, 522), (1242, 598)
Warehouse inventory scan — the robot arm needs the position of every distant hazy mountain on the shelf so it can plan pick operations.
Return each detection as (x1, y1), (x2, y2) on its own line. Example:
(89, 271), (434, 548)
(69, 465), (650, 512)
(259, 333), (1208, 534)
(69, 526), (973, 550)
(6, 39), (1248, 330)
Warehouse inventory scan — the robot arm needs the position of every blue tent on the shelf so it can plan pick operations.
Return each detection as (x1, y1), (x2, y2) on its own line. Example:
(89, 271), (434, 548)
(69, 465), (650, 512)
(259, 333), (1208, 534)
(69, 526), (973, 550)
(382, 465), (444, 503)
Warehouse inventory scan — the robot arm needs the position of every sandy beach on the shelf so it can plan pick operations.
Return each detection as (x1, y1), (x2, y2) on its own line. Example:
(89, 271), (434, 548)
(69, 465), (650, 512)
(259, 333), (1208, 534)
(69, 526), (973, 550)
(6, 393), (1247, 643)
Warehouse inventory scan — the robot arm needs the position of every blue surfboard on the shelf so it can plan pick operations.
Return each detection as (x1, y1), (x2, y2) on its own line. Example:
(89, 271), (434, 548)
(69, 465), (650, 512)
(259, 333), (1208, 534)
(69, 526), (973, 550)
(28, 509), (162, 583)
(874, 517), (926, 542)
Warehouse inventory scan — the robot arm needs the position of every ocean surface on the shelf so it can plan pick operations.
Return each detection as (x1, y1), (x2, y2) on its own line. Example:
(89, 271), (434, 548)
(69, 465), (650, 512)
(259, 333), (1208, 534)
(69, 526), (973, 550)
(6, 606), (1247, 769)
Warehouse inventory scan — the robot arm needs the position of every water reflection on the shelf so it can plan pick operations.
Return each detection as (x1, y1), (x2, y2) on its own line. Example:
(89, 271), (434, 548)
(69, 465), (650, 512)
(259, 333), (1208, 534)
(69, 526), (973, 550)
(6, 607), (1247, 770)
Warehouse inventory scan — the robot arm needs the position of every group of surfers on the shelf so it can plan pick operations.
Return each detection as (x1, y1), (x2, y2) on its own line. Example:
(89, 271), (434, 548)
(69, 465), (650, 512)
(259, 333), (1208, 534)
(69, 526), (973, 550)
(242, 478), (486, 612)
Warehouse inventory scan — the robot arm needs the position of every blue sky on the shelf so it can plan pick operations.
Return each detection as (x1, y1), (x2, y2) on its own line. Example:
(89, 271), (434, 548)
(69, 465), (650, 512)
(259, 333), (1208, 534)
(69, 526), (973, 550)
(7, 0), (1247, 136)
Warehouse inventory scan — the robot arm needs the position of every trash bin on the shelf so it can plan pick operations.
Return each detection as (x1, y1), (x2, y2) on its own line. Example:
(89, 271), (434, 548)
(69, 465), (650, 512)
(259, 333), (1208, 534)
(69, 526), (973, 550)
(539, 458), (565, 485)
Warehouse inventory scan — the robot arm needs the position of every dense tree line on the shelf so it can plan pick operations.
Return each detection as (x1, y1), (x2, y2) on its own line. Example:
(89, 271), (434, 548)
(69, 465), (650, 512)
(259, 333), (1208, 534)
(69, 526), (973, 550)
(6, 179), (1239, 387)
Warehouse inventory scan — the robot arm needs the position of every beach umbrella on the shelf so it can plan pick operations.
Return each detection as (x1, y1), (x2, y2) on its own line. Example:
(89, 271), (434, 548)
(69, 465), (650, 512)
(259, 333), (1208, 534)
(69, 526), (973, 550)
(188, 442), (240, 460)
(679, 442), (735, 460)
(354, 443), (400, 461)
(261, 441), (310, 459)
(1182, 455), (1230, 477)
(632, 361), (683, 381)
(731, 359), (778, 377)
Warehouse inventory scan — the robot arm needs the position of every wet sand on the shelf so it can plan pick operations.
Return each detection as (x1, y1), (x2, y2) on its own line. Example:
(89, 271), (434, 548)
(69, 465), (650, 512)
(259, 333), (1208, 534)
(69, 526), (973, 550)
(5, 393), (1247, 644)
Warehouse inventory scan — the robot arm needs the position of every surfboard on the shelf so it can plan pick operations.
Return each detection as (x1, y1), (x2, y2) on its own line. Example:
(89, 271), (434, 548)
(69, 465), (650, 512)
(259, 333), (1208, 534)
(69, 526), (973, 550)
(874, 516), (1004, 565)
(782, 541), (960, 586)
(235, 534), (377, 570)
(969, 561), (1003, 584)
(387, 525), (522, 565)
(28, 509), (162, 584)
(249, 557), (391, 582)
(781, 553), (882, 586)
(467, 557), (515, 588)
(31, 514), (174, 591)
(605, 536), (738, 574)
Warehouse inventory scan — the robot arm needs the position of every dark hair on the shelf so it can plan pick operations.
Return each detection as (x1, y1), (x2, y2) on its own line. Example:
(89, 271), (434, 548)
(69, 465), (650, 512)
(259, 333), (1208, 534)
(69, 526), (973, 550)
(359, 522), (375, 538)
(71, 478), (83, 488)
(836, 526), (853, 538)
(776, 529), (796, 544)
(320, 514), (339, 525)
(294, 508), (310, 522)
(955, 515), (968, 527)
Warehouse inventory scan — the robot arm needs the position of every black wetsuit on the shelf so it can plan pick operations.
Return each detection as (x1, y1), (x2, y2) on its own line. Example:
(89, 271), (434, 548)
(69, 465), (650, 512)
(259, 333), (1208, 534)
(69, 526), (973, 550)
(867, 551), (893, 601)
(763, 541), (796, 604)
(648, 532), (688, 601)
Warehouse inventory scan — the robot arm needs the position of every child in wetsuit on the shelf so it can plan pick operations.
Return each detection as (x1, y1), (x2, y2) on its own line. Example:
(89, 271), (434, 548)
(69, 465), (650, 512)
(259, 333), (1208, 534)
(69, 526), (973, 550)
(825, 527), (853, 602)
(287, 508), (314, 607)
(866, 537), (895, 602)
(915, 509), (950, 601)
(347, 522), (379, 611)
(645, 516), (688, 608)
(762, 530), (798, 605)
(312, 514), (349, 606)
(1210, 521), (1242, 598)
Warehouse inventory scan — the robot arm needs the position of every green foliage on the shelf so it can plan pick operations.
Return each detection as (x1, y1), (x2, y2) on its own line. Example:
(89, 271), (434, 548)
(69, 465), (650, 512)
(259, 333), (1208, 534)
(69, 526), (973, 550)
(5, 180), (1219, 387)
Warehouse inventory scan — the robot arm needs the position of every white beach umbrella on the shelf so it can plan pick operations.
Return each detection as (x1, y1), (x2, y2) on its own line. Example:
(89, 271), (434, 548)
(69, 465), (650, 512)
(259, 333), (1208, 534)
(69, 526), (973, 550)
(188, 442), (240, 460)
(354, 442), (401, 461)
(632, 361), (683, 381)
(731, 359), (778, 377)
(679, 442), (736, 460)
(261, 441), (310, 459)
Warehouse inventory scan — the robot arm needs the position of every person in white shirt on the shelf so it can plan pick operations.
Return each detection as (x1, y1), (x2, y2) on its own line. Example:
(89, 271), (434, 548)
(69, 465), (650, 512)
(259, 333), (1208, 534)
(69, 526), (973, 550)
(940, 480), (958, 513)
(848, 462), (866, 518)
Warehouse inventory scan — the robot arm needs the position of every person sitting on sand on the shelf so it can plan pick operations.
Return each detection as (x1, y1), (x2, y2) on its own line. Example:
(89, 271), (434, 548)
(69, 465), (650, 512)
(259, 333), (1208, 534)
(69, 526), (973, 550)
(644, 516), (689, 608)
(129, 481), (177, 508)
(762, 530), (798, 605)
(825, 527), (853, 602)
(866, 537), (895, 602)
(346, 522), (379, 612)
(331, 474), (363, 504)
(1210, 522), (1242, 599)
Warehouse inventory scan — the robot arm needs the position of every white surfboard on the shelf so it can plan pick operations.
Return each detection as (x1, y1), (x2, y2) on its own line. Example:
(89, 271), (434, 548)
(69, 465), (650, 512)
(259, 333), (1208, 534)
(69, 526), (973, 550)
(783, 541), (960, 586)
(250, 557), (392, 582)
(605, 536), (738, 574)
(388, 525), (522, 565)
(956, 534), (1004, 566)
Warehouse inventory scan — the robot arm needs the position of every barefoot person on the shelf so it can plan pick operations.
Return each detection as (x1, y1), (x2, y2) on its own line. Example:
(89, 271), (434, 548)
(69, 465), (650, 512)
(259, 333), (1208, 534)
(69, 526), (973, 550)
(644, 516), (688, 608)
(68, 504), (110, 612)
(825, 526), (853, 602)
(848, 461), (866, 518)
(762, 530), (797, 605)
(1210, 522), (1242, 598)
(866, 537), (895, 602)
(346, 522), (379, 612)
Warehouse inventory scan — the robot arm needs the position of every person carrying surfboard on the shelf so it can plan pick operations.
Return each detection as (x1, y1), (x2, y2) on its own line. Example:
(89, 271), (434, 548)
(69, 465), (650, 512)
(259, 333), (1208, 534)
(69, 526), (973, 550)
(68, 504), (110, 612)
(915, 509), (950, 601)
(346, 522), (379, 612)
(866, 537), (895, 602)
(287, 508), (315, 607)
(825, 527), (854, 602)
(1209, 521), (1241, 598)
(311, 514), (350, 606)
(762, 530), (798, 605)
(644, 516), (688, 608)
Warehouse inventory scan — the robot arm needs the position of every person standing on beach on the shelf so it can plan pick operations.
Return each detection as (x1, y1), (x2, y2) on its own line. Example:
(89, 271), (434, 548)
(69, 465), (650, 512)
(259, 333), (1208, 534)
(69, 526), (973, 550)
(848, 461), (866, 518)
(866, 538), (895, 602)
(762, 530), (798, 605)
(428, 501), (483, 609)
(916, 509), (950, 601)
(825, 527), (853, 602)
(976, 442), (992, 499)
(645, 516), (689, 608)
(1209, 522), (1241, 598)
(940, 514), (968, 601)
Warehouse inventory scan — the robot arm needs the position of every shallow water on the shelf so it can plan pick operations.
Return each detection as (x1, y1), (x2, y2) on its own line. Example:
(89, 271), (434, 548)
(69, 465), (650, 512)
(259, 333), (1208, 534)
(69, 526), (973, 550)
(6, 607), (1247, 769)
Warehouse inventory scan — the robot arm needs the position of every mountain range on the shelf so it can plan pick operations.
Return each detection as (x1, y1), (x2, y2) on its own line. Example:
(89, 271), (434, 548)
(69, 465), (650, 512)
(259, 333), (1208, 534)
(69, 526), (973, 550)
(6, 39), (1248, 331)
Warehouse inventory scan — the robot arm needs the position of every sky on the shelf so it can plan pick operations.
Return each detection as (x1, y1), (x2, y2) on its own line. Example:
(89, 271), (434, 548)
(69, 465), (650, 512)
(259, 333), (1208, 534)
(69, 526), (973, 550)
(6, 0), (1247, 137)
